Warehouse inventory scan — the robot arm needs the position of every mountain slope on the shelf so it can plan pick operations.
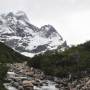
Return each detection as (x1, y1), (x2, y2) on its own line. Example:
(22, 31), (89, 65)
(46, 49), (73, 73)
(0, 42), (29, 90)
(0, 11), (67, 57)
(0, 42), (29, 63)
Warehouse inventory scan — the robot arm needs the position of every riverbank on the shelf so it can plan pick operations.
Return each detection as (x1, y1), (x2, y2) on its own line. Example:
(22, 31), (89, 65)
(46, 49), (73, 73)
(5, 62), (58, 90)
(4, 62), (90, 90)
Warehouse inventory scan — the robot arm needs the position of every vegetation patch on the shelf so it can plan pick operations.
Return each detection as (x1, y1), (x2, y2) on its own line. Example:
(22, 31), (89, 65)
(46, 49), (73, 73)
(28, 41), (90, 79)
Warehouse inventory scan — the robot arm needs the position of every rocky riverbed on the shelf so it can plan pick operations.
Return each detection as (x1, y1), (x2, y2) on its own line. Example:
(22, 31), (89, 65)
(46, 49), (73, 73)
(4, 62), (90, 90)
(4, 62), (59, 90)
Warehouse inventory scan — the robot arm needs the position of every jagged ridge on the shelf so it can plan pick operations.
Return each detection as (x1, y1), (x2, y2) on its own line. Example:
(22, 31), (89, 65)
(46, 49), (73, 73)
(0, 11), (67, 57)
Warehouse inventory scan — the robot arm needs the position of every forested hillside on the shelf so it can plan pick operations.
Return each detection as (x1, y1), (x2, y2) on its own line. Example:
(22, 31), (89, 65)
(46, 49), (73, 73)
(28, 41), (90, 78)
(0, 42), (30, 90)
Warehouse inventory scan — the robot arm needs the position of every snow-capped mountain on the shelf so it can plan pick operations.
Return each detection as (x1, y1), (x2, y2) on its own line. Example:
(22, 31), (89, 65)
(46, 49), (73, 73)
(0, 11), (67, 57)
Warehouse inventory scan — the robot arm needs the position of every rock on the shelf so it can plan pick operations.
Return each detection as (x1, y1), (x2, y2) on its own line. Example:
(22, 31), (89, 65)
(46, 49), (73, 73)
(18, 85), (23, 90)
(40, 74), (46, 80)
(7, 72), (15, 79)
(33, 79), (41, 87)
(23, 80), (33, 86)
(54, 77), (61, 84)
(55, 84), (61, 88)
(23, 86), (33, 90)
(26, 72), (34, 77)
(13, 82), (19, 88)
(46, 75), (54, 81)
(64, 87), (70, 90)
(23, 80), (34, 90)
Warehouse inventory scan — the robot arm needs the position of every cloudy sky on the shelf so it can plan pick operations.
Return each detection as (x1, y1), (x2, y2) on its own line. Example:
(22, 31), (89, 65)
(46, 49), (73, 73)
(0, 0), (90, 45)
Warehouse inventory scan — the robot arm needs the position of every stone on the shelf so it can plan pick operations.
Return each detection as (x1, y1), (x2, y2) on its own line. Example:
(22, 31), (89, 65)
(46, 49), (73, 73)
(23, 80), (33, 86)
(18, 85), (23, 90)
(23, 86), (33, 90)
(23, 80), (34, 90)
(13, 82), (19, 88)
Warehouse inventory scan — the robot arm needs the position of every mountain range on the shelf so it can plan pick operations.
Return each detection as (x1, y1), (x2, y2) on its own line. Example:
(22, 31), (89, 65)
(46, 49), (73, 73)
(0, 11), (67, 57)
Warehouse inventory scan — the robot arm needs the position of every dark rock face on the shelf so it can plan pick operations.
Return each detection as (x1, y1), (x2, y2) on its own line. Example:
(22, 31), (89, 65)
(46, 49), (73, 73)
(0, 11), (67, 57)
(31, 44), (48, 53)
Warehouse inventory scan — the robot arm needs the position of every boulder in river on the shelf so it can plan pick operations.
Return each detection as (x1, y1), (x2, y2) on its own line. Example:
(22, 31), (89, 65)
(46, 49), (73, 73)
(23, 80), (34, 90)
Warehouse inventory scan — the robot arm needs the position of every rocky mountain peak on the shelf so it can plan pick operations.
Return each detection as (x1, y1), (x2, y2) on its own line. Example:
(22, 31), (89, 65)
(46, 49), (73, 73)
(40, 24), (63, 39)
(15, 11), (29, 21)
(41, 24), (53, 30)
(6, 12), (14, 17)
(0, 11), (67, 57)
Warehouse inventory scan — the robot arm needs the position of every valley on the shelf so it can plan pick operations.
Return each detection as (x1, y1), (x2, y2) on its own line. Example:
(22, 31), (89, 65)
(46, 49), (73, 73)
(4, 62), (90, 90)
(0, 11), (90, 90)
